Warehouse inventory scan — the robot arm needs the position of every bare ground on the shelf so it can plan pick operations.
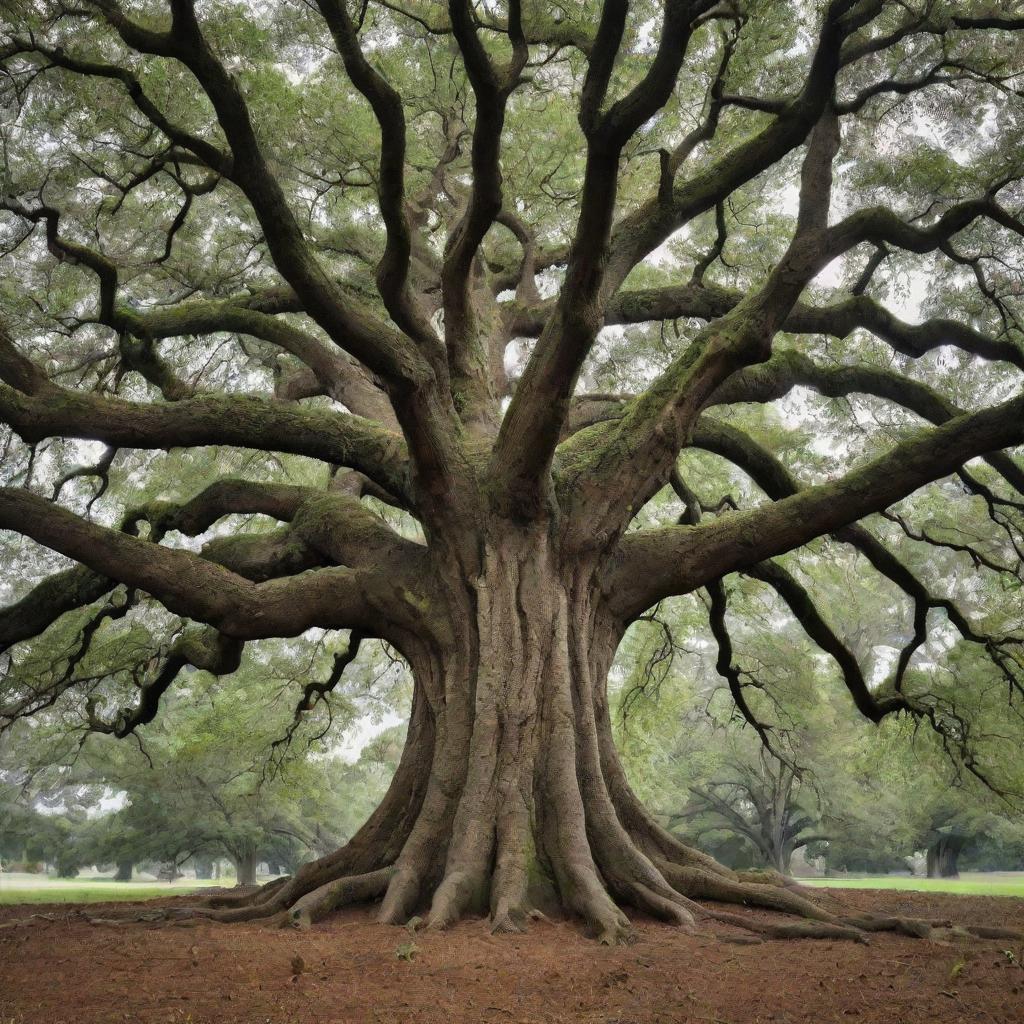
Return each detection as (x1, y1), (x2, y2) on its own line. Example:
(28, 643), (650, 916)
(2, 888), (1023, 1024)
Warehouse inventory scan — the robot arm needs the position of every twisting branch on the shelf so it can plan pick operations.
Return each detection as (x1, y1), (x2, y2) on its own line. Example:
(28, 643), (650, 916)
(52, 445), (117, 513)
(602, 0), (872, 291)
(78, 0), (453, 481)
(612, 411), (1024, 716)
(708, 349), (1024, 497)
(0, 486), (420, 641)
(511, 279), (1024, 372)
(880, 510), (1023, 582)
(314, 0), (442, 362)
(557, 162), (1024, 539)
(558, 109), (845, 537)
(0, 566), (113, 654)
(0, 316), (411, 501)
(0, 34), (231, 172)
(271, 630), (365, 758)
(85, 628), (244, 739)
(0, 481), (394, 662)
(439, 0), (528, 429)
(742, 559), (904, 723)
(0, 587), (135, 727)
(671, 468), (782, 751)
(609, 391), (1024, 620)
(492, 0), (715, 512)
(124, 478), (315, 541)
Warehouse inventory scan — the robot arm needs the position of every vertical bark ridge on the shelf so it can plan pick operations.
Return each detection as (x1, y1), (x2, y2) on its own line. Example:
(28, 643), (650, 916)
(428, 544), (523, 928)
(534, 587), (632, 943)
(566, 584), (699, 928)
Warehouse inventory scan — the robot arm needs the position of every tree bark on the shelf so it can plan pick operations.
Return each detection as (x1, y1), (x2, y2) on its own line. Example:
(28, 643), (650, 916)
(926, 835), (967, 879)
(114, 860), (133, 882)
(773, 847), (792, 875)
(232, 848), (258, 888)
(227, 529), (766, 939)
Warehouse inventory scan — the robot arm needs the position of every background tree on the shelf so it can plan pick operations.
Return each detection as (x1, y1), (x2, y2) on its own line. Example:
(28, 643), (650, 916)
(2, 0), (1024, 943)
(612, 583), (886, 876)
(0, 770), (103, 876)
(616, 599), (1024, 881)
(2, 640), (404, 883)
(662, 740), (828, 875)
(814, 684), (1024, 879)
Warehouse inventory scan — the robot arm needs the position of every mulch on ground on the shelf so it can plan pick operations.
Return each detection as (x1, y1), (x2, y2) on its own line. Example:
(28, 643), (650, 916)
(2, 887), (1023, 1023)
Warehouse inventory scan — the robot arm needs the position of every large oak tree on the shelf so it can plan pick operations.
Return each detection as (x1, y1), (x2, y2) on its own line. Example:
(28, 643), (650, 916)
(2, 0), (1024, 941)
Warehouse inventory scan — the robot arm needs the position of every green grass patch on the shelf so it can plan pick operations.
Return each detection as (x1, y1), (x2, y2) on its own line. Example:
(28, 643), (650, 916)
(0, 877), (222, 905)
(801, 874), (1024, 898)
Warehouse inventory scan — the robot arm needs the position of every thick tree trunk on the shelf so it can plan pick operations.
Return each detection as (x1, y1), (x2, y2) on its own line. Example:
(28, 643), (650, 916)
(771, 847), (791, 875)
(225, 531), (779, 938)
(158, 862), (182, 882)
(194, 856), (214, 881)
(114, 860), (133, 882)
(233, 848), (258, 888)
(926, 835), (966, 879)
(188, 530), (858, 941)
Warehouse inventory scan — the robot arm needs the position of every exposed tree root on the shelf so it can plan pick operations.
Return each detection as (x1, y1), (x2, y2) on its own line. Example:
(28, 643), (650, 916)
(656, 860), (837, 923)
(190, 900), (289, 924)
(838, 914), (937, 939)
(6, 854), (1022, 950)
(287, 866), (395, 930)
(3, 618), (1012, 949)
(205, 875), (289, 908)
(378, 864), (427, 926)
(732, 868), (822, 897)
(0, 911), (64, 930)
(640, 849), (1023, 947)
(703, 908), (870, 943)
(10, 782), (1009, 947)
(74, 896), (285, 927)
(954, 923), (1024, 940)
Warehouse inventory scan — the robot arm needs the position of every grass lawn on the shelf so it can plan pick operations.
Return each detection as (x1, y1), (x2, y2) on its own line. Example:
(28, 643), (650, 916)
(801, 872), (1024, 898)
(5, 871), (1024, 906)
(0, 874), (225, 904)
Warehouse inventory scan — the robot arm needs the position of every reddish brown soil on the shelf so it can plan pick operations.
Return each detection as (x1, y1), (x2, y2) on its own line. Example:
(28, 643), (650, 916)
(2, 889), (1023, 1023)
